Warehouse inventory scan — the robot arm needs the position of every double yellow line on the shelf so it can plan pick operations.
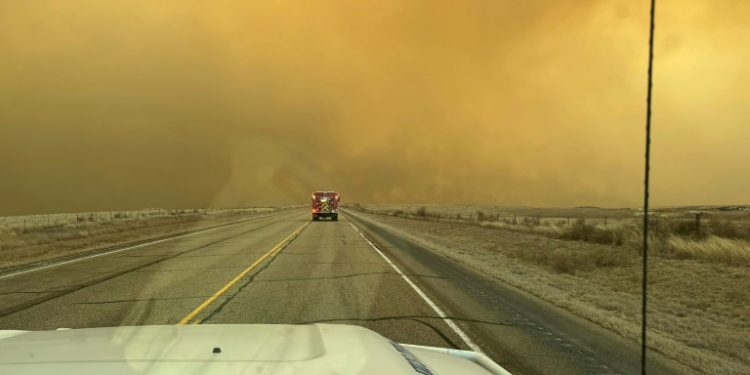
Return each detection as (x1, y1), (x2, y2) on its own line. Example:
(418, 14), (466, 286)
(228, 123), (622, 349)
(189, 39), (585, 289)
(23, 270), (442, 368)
(178, 222), (309, 324)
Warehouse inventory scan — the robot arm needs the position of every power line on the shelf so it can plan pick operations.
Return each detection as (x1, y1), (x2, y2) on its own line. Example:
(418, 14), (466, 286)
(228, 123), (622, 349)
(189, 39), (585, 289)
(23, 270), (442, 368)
(641, 0), (657, 374)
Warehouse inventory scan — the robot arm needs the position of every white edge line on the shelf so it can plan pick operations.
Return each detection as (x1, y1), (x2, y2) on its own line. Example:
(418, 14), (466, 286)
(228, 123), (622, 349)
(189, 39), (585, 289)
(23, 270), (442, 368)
(0, 210), (295, 280)
(348, 221), (483, 353)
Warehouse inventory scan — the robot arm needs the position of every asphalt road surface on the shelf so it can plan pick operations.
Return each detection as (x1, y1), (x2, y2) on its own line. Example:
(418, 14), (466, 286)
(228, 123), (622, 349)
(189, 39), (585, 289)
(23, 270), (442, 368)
(0, 208), (687, 375)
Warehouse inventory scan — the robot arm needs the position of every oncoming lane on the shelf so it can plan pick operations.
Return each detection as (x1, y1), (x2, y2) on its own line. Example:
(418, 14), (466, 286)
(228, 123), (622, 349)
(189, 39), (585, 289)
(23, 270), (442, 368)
(0, 210), (306, 329)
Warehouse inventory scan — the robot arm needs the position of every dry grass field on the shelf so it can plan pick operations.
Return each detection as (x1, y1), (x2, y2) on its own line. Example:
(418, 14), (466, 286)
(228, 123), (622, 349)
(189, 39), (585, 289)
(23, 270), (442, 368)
(353, 204), (750, 266)
(348, 204), (750, 375)
(0, 207), (283, 270)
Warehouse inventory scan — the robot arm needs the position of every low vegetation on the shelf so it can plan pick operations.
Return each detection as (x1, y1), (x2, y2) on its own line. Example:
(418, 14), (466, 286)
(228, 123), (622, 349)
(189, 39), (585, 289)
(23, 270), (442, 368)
(0, 208), (280, 270)
(349, 207), (750, 375)
(356, 205), (750, 268)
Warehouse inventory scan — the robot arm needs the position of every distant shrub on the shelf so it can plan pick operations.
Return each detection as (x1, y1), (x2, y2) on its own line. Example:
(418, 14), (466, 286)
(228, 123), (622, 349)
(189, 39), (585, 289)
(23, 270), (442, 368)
(675, 220), (708, 239)
(522, 216), (541, 226)
(560, 218), (592, 240)
(709, 219), (748, 240)
(415, 207), (428, 217)
(476, 210), (487, 222)
(559, 218), (626, 246)
(648, 218), (708, 240)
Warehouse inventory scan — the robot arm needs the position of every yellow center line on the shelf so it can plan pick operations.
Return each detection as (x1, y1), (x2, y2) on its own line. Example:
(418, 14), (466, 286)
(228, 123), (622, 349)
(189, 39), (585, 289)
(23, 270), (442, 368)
(178, 221), (309, 324)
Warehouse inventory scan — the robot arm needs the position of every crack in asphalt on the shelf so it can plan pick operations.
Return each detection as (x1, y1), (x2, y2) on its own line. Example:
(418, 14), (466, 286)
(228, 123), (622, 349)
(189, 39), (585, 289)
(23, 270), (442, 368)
(198, 226), (309, 323)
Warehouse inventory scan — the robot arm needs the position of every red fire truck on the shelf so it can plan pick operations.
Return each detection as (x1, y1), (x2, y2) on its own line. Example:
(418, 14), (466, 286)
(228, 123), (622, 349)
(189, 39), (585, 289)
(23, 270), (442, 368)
(311, 191), (340, 221)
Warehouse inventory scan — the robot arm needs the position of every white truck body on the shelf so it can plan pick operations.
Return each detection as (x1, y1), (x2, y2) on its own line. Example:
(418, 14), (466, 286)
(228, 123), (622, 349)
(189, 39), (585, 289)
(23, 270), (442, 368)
(0, 324), (511, 374)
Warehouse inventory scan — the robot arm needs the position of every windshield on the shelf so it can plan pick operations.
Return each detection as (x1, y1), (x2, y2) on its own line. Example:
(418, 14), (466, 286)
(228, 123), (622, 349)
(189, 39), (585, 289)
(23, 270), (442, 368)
(1, 2), (748, 375)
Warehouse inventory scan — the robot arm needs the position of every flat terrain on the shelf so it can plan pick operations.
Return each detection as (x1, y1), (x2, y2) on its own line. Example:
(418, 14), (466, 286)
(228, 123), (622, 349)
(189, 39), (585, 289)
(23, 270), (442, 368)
(349, 204), (750, 375)
(0, 208), (695, 375)
(0, 207), (286, 269)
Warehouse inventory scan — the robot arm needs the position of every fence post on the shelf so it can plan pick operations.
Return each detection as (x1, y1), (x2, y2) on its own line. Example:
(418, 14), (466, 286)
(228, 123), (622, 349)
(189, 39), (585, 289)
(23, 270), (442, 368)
(23, 218), (26, 233)
(47, 215), (50, 227)
(695, 213), (701, 230)
(604, 216), (608, 226)
(567, 216), (570, 225)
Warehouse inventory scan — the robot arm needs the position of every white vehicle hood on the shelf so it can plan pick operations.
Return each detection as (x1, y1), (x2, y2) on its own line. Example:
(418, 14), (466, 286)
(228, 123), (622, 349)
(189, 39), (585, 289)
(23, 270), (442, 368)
(0, 324), (509, 375)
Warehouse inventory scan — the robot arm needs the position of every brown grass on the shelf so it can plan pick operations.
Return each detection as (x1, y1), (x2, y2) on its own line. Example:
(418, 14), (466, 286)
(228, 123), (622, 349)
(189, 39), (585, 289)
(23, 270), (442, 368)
(349, 208), (750, 375)
(0, 208), (282, 270)
(356, 205), (750, 267)
(661, 236), (750, 266)
(500, 235), (636, 274)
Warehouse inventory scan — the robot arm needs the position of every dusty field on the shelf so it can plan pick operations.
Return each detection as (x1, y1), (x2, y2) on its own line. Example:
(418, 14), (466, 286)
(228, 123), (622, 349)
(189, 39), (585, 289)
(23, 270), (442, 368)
(349, 205), (750, 375)
(352, 204), (750, 266)
(0, 207), (287, 270)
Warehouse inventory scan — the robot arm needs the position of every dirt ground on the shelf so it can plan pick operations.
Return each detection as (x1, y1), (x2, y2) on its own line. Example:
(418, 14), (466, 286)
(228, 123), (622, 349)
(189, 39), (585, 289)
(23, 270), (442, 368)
(352, 208), (750, 375)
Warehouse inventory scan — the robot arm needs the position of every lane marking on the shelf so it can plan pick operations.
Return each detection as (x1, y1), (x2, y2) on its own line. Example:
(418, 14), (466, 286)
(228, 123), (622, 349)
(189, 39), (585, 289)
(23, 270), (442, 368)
(0, 210), (300, 281)
(178, 222), (309, 324)
(347, 221), (483, 353)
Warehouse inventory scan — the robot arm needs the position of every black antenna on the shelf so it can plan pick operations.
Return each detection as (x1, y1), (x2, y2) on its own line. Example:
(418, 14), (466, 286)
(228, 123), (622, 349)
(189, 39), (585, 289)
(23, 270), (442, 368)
(641, 0), (656, 374)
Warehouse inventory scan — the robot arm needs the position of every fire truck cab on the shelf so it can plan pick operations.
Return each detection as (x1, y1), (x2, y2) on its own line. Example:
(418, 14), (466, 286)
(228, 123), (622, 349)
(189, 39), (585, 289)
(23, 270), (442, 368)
(311, 191), (340, 221)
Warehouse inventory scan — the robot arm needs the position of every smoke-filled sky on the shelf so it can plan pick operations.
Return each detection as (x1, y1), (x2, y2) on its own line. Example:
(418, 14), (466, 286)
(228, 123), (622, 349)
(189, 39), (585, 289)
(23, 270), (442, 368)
(1, 1), (748, 214)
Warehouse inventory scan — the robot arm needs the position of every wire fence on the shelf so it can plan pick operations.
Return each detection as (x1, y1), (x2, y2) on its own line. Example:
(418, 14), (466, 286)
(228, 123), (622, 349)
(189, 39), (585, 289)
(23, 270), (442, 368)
(350, 204), (750, 241)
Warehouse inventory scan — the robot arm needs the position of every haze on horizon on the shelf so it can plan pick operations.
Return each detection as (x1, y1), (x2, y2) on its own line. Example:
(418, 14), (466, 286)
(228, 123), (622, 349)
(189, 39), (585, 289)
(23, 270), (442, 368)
(1, 1), (748, 215)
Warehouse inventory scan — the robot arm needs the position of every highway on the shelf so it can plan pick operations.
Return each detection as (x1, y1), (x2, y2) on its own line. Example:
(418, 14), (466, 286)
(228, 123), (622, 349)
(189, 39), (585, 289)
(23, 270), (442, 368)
(0, 208), (686, 375)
